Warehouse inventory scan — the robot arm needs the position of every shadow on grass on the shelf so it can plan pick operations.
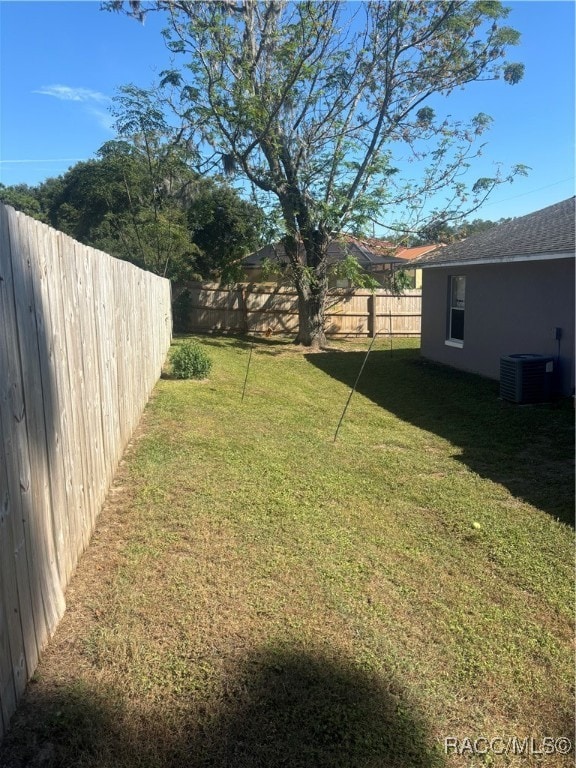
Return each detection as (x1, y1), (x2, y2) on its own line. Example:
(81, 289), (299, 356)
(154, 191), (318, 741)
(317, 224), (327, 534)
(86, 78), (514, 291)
(0, 646), (445, 768)
(175, 333), (307, 359)
(174, 332), (291, 351)
(306, 348), (574, 526)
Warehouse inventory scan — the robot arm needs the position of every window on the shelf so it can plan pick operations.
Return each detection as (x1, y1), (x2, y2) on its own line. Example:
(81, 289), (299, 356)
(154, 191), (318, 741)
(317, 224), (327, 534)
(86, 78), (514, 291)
(447, 275), (465, 346)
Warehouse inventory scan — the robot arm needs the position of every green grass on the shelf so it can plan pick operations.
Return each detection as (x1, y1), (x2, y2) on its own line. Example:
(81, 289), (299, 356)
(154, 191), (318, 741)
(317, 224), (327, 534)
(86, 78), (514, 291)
(2, 336), (573, 768)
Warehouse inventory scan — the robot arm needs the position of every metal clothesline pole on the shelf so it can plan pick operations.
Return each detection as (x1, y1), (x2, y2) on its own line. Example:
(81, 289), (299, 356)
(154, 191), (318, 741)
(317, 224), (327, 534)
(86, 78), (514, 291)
(333, 332), (379, 443)
(241, 338), (255, 402)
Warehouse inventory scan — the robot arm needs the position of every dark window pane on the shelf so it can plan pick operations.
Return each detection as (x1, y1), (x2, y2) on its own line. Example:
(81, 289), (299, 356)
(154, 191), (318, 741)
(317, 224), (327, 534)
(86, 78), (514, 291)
(451, 308), (464, 341)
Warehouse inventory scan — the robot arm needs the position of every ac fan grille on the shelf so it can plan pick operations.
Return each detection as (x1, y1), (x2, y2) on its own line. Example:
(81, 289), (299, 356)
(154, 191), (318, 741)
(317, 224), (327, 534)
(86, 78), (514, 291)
(500, 355), (554, 404)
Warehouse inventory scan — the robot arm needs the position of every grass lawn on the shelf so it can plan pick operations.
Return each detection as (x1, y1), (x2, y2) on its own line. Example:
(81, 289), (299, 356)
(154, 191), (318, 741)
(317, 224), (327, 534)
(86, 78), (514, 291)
(1, 336), (573, 768)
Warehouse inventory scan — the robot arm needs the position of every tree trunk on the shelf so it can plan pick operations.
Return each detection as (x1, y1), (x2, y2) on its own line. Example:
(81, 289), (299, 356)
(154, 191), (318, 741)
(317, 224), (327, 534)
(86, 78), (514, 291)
(278, 193), (329, 348)
(296, 268), (328, 349)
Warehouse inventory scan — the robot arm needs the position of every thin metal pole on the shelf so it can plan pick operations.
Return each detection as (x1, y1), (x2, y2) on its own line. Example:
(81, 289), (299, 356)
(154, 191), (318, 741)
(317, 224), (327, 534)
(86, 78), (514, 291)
(241, 338), (255, 402)
(333, 333), (378, 443)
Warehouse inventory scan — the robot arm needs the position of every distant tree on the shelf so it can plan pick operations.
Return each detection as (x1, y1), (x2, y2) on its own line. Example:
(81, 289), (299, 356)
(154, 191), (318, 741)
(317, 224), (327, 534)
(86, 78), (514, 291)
(0, 183), (45, 220)
(104, 85), (203, 278)
(0, 85), (266, 283)
(105, 0), (527, 348)
(40, 144), (264, 282)
(187, 182), (265, 282)
(42, 141), (198, 281)
(457, 217), (511, 238)
(412, 216), (512, 244)
(34, 176), (66, 220)
(110, 83), (266, 282)
(411, 220), (459, 245)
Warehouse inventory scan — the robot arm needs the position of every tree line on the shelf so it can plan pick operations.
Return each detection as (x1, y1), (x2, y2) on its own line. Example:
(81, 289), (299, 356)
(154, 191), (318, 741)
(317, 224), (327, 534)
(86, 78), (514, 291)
(0, 131), (266, 285)
(0, 160), (505, 284)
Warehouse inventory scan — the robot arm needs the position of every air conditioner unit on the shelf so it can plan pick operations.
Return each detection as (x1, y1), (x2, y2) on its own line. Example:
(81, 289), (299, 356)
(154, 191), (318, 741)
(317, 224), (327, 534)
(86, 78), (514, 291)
(499, 354), (554, 404)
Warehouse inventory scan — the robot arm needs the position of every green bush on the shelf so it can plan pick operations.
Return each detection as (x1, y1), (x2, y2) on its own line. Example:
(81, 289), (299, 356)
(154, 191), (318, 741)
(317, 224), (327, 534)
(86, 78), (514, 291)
(170, 341), (213, 379)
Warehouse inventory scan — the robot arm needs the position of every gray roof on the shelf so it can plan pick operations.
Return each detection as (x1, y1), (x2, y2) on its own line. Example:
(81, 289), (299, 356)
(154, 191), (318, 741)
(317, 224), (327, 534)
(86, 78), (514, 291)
(411, 197), (575, 267)
(243, 236), (402, 269)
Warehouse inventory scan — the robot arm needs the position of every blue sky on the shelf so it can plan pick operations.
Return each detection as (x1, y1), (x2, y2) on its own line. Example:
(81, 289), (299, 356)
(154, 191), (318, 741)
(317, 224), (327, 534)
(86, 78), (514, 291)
(0, 0), (574, 223)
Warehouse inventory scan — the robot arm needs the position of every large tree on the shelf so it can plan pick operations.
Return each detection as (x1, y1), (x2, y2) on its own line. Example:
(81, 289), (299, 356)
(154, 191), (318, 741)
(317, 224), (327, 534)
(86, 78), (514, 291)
(118, 3), (526, 344)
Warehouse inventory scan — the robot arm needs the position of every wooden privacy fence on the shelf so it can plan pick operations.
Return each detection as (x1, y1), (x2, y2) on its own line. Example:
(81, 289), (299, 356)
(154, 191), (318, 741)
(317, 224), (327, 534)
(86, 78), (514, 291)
(181, 282), (421, 337)
(0, 205), (172, 738)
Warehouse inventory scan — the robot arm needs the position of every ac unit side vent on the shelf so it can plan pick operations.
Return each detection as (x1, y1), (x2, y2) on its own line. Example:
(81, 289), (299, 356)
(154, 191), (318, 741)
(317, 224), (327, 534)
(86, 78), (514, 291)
(500, 354), (554, 404)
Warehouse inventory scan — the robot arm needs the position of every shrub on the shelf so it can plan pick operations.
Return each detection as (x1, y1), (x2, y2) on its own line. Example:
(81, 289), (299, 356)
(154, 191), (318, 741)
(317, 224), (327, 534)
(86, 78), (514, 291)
(170, 341), (213, 379)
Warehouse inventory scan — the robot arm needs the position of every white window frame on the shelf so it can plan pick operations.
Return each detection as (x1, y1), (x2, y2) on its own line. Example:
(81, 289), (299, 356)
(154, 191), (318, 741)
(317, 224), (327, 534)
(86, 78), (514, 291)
(446, 275), (465, 348)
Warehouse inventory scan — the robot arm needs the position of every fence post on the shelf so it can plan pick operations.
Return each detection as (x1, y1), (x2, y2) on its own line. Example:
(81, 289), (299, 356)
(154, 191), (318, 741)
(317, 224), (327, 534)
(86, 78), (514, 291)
(368, 293), (377, 338)
(240, 285), (249, 333)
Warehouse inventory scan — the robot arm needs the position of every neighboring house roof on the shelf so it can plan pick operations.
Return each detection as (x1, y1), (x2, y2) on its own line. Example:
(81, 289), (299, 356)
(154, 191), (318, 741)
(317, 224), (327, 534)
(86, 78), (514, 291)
(394, 244), (442, 262)
(410, 197), (575, 268)
(352, 236), (397, 258)
(243, 235), (403, 270)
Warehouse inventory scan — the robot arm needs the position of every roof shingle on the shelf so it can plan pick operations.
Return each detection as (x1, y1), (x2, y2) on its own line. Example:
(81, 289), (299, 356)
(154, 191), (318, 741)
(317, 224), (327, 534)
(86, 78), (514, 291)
(243, 235), (402, 268)
(411, 197), (575, 267)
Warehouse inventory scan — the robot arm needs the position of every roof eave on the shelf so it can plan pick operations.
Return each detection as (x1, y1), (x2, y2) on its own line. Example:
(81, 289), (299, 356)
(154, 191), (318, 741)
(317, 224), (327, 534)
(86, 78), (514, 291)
(417, 250), (575, 268)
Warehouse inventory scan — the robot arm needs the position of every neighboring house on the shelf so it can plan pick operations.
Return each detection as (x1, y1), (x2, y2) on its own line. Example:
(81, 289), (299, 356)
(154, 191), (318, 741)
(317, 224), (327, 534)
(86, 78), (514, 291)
(242, 235), (404, 288)
(394, 244), (442, 288)
(410, 197), (575, 397)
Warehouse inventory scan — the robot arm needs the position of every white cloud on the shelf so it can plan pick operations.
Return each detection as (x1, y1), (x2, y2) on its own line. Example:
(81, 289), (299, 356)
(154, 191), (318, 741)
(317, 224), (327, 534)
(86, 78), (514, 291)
(34, 85), (109, 103)
(32, 84), (114, 135)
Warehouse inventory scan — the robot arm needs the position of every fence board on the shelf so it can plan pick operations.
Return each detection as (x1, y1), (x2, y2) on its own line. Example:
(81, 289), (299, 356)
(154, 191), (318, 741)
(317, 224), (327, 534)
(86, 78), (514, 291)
(26, 218), (65, 611)
(0, 205), (172, 739)
(0, 428), (20, 737)
(56, 232), (88, 561)
(7, 211), (56, 656)
(0, 207), (39, 689)
(36, 225), (71, 587)
(183, 282), (421, 337)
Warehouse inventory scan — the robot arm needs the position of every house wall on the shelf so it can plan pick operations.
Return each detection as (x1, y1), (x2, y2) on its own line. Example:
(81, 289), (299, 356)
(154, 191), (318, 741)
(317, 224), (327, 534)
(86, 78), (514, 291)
(420, 258), (575, 396)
